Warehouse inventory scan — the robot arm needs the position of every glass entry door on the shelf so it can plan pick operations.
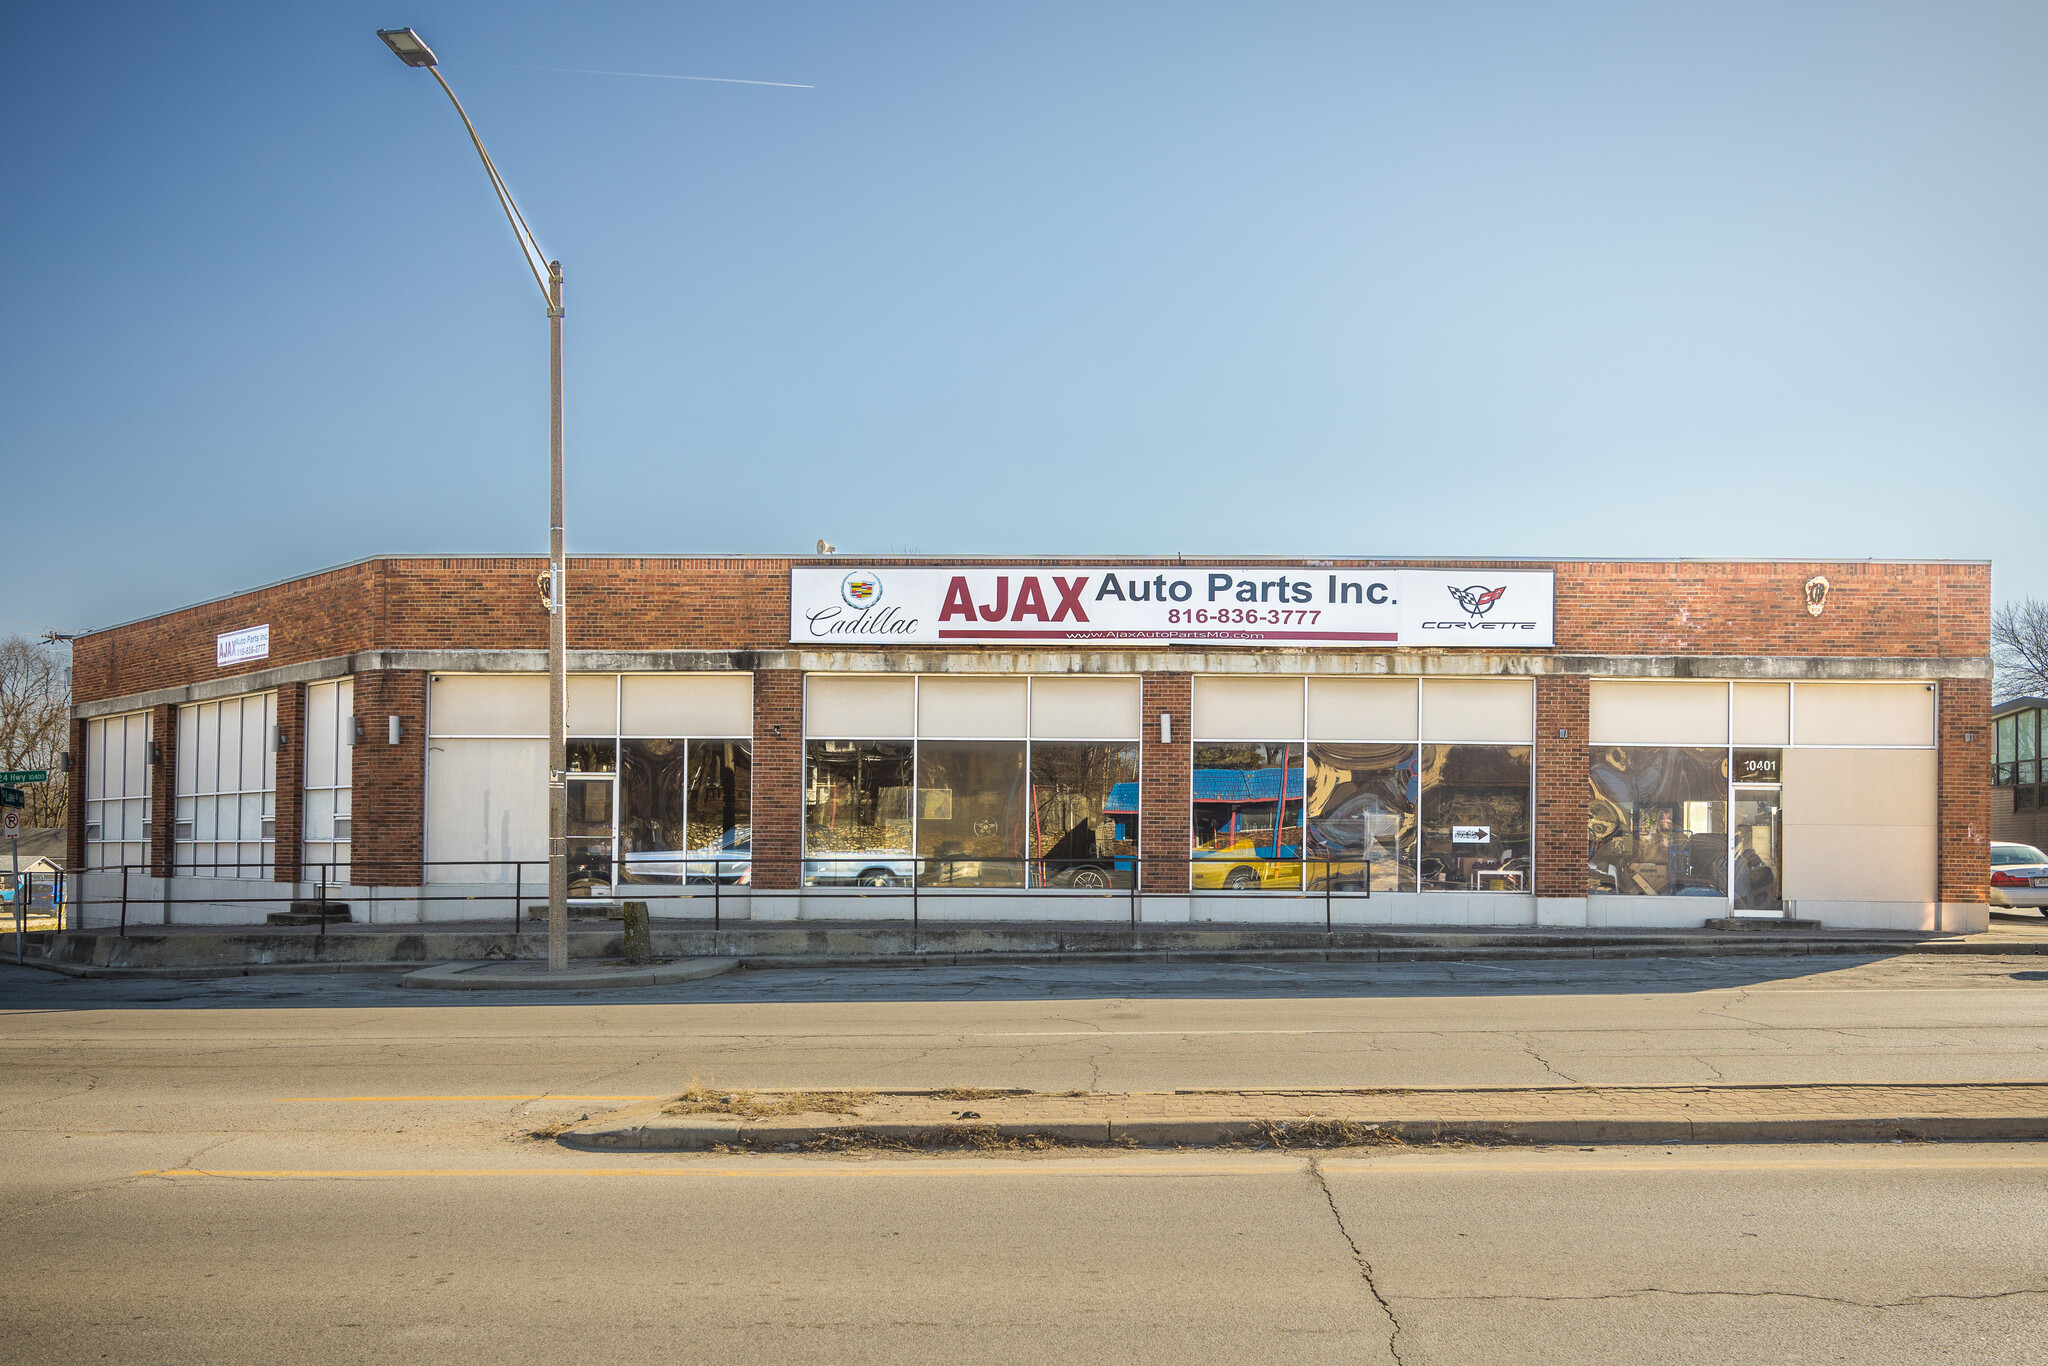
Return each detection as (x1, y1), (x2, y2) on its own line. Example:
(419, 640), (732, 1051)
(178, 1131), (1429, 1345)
(566, 776), (616, 899)
(1730, 789), (1783, 915)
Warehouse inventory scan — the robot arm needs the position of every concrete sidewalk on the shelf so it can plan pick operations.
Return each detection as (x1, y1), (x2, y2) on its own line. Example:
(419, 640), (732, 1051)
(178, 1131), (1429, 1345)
(561, 1081), (2048, 1150)
(16, 917), (2048, 977)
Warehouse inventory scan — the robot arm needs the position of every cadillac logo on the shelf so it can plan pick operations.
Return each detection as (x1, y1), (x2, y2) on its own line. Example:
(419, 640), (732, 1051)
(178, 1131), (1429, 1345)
(841, 570), (883, 609)
(1447, 584), (1508, 618)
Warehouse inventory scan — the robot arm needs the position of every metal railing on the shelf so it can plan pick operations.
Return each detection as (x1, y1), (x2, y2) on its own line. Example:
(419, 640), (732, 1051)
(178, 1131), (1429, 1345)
(46, 852), (1393, 939)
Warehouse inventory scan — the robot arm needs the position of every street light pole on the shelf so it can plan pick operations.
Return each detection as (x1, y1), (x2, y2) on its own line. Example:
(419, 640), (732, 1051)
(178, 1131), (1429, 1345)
(378, 27), (572, 972)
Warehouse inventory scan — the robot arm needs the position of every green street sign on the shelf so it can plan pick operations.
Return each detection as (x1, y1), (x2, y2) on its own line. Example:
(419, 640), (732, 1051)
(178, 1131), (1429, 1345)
(0, 771), (47, 784)
(0, 789), (24, 809)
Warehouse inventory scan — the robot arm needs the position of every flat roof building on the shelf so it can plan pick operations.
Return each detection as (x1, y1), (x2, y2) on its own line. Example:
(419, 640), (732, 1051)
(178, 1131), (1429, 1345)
(68, 555), (1994, 931)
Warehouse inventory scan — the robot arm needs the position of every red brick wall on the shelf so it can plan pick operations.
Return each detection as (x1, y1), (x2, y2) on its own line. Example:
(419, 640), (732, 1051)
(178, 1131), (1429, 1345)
(147, 704), (176, 879)
(71, 557), (1991, 707)
(348, 672), (425, 886)
(1938, 677), (1991, 906)
(1533, 676), (1591, 900)
(1139, 673), (1191, 894)
(66, 718), (86, 873)
(750, 671), (804, 891)
(273, 684), (304, 885)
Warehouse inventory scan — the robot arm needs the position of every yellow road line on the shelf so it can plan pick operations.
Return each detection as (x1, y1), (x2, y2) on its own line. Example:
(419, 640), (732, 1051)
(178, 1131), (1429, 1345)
(271, 1095), (659, 1103)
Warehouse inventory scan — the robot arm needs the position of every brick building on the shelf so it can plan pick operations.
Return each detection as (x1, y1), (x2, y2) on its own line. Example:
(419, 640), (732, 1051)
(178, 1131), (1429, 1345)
(67, 555), (1994, 931)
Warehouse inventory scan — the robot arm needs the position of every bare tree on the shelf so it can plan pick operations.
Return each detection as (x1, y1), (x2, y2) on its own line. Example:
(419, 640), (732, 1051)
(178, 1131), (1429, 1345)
(1993, 597), (2048, 702)
(0, 636), (69, 828)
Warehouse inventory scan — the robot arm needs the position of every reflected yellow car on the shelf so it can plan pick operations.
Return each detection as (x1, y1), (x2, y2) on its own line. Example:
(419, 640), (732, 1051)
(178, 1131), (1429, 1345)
(1191, 837), (1302, 891)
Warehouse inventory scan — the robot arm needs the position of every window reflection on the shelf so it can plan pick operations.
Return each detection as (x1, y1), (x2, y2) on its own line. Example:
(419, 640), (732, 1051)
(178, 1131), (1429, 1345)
(1588, 746), (1729, 896)
(1305, 743), (1416, 891)
(1419, 745), (1531, 892)
(805, 741), (913, 886)
(1030, 742), (1138, 888)
(916, 741), (1026, 887)
(1192, 743), (1304, 891)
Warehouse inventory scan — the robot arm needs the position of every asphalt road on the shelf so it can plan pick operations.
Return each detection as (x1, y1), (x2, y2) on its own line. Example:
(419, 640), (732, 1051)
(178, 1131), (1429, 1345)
(5, 953), (2048, 1363)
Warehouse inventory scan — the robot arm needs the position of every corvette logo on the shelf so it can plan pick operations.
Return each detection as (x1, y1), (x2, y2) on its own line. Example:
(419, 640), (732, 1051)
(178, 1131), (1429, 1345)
(1447, 584), (1507, 618)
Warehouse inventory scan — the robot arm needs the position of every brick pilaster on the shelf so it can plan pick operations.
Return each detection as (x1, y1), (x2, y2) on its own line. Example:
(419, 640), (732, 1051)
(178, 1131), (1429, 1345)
(347, 671), (425, 886)
(66, 717), (87, 873)
(1937, 677), (1990, 906)
(273, 683), (305, 884)
(1533, 675), (1590, 900)
(148, 704), (177, 878)
(1139, 673), (1190, 894)
(751, 670), (803, 891)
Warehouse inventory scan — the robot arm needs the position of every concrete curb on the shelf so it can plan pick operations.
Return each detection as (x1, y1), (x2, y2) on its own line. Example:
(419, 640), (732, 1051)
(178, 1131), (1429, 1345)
(399, 958), (739, 991)
(562, 1111), (2048, 1151)
(20, 959), (439, 980)
(557, 1082), (2048, 1151)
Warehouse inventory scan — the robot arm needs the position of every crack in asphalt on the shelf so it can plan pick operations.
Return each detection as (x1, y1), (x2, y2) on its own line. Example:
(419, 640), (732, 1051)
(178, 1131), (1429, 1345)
(1308, 1155), (1404, 1365)
(1514, 1034), (1579, 1084)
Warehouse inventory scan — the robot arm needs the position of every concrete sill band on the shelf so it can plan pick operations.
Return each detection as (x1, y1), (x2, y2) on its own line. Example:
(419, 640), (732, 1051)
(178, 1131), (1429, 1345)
(400, 959), (738, 991)
(560, 1082), (2048, 1152)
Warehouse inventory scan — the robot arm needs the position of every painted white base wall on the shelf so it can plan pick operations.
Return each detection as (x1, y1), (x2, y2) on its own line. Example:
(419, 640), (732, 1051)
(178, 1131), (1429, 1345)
(62, 873), (1991, 933)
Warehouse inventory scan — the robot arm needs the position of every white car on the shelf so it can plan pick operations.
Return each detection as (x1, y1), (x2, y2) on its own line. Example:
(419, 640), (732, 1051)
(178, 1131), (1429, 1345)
(1990, 841), (2048, 911)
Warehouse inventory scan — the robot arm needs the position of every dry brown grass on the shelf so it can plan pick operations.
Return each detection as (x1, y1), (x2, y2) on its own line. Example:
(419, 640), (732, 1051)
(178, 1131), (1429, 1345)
(801, 1125), (1079, 1153)
(929, 1087), (1023, 1101)
(663, 1082), (875, 1121)
(1248, 1117), (1405, 1149)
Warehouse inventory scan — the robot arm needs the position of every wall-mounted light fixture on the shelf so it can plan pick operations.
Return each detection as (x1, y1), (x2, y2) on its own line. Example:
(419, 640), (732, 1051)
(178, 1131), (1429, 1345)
(59, 752), (73, 773)
(147, 741), (162, 765)
(1159, 713), (1173, 744)
(388, 715), (403, 746)
(347, 717), (361, 746)
(271, 724), (286, 753)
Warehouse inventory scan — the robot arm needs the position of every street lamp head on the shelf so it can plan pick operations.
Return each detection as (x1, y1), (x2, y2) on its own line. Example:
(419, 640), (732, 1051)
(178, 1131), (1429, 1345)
(376, 27), (439, 68)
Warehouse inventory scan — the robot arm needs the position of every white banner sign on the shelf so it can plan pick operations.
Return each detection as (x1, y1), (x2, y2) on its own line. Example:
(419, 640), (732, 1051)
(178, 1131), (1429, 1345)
(790, 568), (1554, 647)
(216, 624), (270, 667)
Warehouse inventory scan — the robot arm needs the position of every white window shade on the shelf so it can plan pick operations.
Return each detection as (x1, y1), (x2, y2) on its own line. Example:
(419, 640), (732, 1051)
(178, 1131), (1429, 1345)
(567, 675), (618, 735)
(916, 677), (1028, 738)
(1589, 681), (1728, 745)
(806, 676), (915, 738)
(1732, 683), (1790, 746)
(620, 675), (753, 737)
(1030, 677), (1141, 739)
(1306, 679), (1417, 741)
(1192, 677), (1304, 740)
(1780, 748), (1937, 902)
(430, 675), (548, 737)
(1793, 683), (1936, 747)
(1420, 679), (1532, 743)
(426, 738), (547, 883)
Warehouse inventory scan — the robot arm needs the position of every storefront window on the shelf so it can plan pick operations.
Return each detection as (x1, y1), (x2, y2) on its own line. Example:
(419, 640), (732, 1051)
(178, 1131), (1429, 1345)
(687, 741), (752, 857)
(1030, 742), (1138, 888)
(805, 741), (914, 886)
(1419, 745), (1531, 892)
(1192, 743), (1304, 891)
(1305, 743), (1416, 892)
(915, 741), (1026, 887)
(1588, 746), (1730, 896)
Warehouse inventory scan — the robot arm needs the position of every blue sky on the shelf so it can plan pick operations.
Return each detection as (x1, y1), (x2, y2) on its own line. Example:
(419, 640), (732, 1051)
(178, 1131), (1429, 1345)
(4, 1), (2042, 639)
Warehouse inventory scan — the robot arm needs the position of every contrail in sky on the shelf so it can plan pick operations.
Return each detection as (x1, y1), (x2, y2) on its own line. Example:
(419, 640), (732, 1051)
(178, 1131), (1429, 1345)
(495, 64), (813, 88)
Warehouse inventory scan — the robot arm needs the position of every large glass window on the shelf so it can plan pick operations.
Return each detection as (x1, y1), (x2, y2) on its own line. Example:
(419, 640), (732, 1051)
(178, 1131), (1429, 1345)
(175, 693), (277, 879)
(302, 680), (354, 883)
(805, 741), (914, 886)
(1997, 715), (2018, 786)
(915, 741), (1026, 887)
(1419, 745), (1531, 892)
(84, 712), (151, 870)
(1192, 743), (1304, 891)
(1588, 746), (1730, 896)
(615, 738), (754, 886)
(1305, 743), (1416, 892)
(1030, 743), (1138, 889)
